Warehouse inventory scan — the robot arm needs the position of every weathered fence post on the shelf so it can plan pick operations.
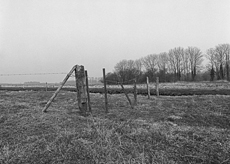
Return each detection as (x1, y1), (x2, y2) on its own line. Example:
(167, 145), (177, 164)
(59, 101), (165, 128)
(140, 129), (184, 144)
(156, 77), (159, 97)
(103, 68), (108, 113)
(120, 83), (134, 109)
(75, 66), (87, 115)
(133, 79), (137, 105)
(147, 77), (150, 99)
(45, 82), (48, 92)
(85, 70), (92, 113)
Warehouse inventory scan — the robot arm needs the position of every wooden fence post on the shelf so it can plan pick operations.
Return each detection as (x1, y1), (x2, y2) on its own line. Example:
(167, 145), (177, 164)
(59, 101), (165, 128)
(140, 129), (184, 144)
(75, 65), (87, 115)
(156, 77), (159, 97)
(147, 77), (150, 99)
(103, 68), (108, 113)
(133, 79), (137, 105)
(45, 82), (48, 92)
(120, 83), (134, 109)
(85, 70), (92, 113)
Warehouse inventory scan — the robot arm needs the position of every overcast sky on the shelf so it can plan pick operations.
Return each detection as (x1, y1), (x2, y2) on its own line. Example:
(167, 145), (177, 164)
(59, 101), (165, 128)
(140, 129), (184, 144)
(0, 0), (230, 83)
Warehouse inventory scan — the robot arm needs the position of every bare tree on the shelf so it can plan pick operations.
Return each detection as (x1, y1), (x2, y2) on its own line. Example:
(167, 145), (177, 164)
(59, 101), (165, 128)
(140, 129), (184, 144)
(215, 44), (226, 80)
(142, 54), (158, 75)
(168, 47), (184, 81)
(114, 59), (141, 83)
(215, 44), (230, 81)
(157, 52), (168, 82)
(206, 48), (216, 68)
(168, 49), (177, 81)
(114, 59), (128, 82)
(134, 58), (143, 80)
(126, 60), (137, 80)
(185, 47), (203, 81)
(206, 48), (216, 80)
(224, 44), (230, 81)
(157, 52), (168, 71)
(206, 44), (230, 81)
(181, 50), (190, 81)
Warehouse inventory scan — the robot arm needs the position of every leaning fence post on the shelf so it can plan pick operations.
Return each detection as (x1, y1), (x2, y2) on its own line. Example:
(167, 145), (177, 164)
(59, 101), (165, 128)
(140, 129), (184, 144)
(120, 82), (134, 109)
(156, 77), (159, 97)
(103, 68), (108, 113)
(133, 79), (137, 105)
(147, 77), (150, 99)
(85, 70), (92, 113)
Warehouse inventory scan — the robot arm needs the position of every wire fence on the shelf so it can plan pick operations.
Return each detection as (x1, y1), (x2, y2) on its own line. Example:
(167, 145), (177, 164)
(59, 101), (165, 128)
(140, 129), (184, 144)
(0, 73), (138, 85)
(0, 73), (67, 76)
(0, 72), (142, 90)
(106, 78), (136, 85)
(0, 72), (103, 87)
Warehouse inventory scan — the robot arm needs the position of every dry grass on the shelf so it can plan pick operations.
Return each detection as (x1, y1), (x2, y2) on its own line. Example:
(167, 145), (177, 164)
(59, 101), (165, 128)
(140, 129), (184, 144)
(0, 90), (230, 164)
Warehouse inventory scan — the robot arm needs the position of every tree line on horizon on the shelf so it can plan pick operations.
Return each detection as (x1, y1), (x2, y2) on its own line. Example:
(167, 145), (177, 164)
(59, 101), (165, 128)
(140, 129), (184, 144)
(104, 43), (230, 84)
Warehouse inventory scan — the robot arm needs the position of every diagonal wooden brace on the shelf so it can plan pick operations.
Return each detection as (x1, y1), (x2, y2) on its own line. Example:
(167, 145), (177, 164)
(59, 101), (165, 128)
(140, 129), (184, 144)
(43, 65), (78, 112)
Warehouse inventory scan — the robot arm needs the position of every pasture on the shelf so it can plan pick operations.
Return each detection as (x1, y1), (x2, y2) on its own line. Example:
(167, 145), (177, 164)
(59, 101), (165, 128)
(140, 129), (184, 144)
(1, 81), (230, 96)
(0, 82), (230, 163)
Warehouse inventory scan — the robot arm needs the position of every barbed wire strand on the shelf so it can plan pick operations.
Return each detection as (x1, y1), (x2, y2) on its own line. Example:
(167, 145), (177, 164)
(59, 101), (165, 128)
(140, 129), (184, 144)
(0, 73), (102, 80)
(0, 73), (135, 84)
(0, 73), (67, 76)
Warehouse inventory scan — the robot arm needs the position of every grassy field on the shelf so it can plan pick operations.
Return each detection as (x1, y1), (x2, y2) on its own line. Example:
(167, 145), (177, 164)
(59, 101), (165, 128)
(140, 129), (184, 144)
(0, 90), (230, 163)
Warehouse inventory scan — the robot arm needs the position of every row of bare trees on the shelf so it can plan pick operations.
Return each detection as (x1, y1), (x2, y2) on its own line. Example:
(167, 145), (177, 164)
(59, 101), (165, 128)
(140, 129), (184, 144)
(106, 44), (230, 83)
(206, 44), (230, 81)
(141, 47), (203, 82)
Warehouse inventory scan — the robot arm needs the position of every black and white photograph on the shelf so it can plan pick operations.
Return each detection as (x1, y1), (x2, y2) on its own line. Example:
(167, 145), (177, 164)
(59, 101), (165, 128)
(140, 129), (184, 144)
(0, 0), (230, 163)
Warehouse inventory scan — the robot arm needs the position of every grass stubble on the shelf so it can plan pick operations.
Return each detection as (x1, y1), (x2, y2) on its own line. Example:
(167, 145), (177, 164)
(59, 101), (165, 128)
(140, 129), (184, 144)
(0, 90), (230, 164)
